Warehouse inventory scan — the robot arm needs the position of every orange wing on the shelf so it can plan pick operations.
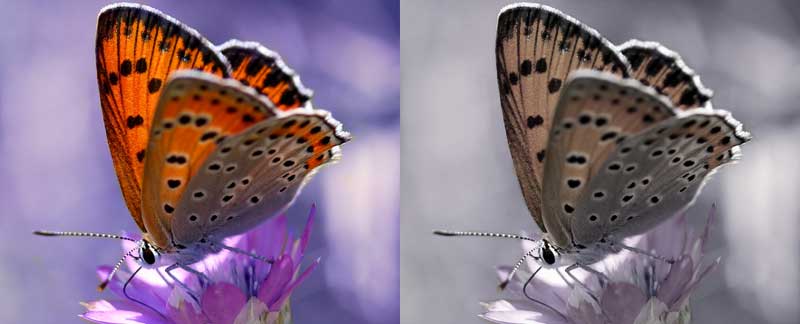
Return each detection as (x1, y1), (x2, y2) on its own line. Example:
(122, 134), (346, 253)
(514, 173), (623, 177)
(219, 40), (312, 111)
(140, 71), (280, 248)
(96, 3), (231, 231)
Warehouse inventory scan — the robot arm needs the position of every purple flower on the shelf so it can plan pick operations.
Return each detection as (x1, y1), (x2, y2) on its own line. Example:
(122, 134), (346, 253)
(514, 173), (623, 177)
(481, 206), (720, 324)
(81, 206), (319, 324)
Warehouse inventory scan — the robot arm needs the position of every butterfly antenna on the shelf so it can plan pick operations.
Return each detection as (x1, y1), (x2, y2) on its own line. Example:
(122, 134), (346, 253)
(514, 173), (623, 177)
(123, 266), (168, 321)
(522, 266), (568, 321)
(98, 246), (139, 291)
(499, 248), (539, 290)
(34, 230), (137, 242)
(433, 230), (537, 242)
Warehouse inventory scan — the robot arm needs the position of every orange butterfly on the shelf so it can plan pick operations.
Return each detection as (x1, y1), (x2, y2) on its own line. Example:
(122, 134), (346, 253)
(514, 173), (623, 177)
(36, 2), (349, 296)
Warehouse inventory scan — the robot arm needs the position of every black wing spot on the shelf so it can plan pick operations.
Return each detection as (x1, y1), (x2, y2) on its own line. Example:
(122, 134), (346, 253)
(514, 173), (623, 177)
(520, 59), (532, 76)
(535, 58), (547, 73)
(547, 78), (562, 93)
(167, 179), (181, 189)
(536, 150), (546, 162)
(509, 72), (519, 85)
(147, 78), (162, 93)
(566, 179), (581, 188)
(135, 58), (147, 73)
(527, 115), (544, 128)
(120, 59), (132, 76)
(126, 115), (144, 129)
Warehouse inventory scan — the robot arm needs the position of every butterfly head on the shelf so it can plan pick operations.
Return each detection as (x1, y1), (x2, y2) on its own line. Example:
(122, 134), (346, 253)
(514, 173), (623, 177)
(535, 238), (561, 268)
(136, 239), (162, 268)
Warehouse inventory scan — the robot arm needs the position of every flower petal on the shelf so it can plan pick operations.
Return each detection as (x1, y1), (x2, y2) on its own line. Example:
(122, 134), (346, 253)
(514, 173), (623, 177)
(496, 265), (571, 303)
(299, 204), (315, 253)
(672, 258), (720, 310)
(233, 297), (271, 324)
(699, 204), (717, 253)
(80, 299), (167, 324)
(656, 257), (694, 308)
(201, 282), (248, 324)
(601, 282), (647, 324)
(480, 300), (564, 324)
(633, 298), (669, 324)
(258, 255), (294, 308)
(164, 286), (204, 324)
(244, 214), (288, 259)
(98, 266), (169, 311)
(270, 258), (320, 310)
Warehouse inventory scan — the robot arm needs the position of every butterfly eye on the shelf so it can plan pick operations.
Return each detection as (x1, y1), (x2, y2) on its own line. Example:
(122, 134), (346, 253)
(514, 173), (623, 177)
(138, 241), (160, 267)
(539, 244), (558, 266)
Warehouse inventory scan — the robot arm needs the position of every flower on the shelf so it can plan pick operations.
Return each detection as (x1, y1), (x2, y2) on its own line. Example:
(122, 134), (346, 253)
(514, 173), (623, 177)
(481, 206), (720, 324)
(80, 206), (319, 324)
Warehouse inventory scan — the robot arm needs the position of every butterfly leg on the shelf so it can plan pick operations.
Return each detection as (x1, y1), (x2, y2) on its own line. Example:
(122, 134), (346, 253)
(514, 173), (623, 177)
(565, 264), (613, 323)
(155, 267), (174, 289)
(164, 263), (203, 305)
(564, 264), (600, 300)
(617, 243), (676, 264)
(216, 243), (275, 264)
(164, 264), (214, 322)
(554, 267), (574, 289)
(576, 263), (610, 287)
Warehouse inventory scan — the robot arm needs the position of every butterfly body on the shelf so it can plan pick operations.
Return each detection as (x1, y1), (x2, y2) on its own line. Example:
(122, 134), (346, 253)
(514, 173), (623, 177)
(533, 233), (622, 269)
(143, 236), (219, 268)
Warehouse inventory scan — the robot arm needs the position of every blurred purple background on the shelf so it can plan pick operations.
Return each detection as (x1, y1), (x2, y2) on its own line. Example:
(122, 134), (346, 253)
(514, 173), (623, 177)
(0, 1), (398, 323)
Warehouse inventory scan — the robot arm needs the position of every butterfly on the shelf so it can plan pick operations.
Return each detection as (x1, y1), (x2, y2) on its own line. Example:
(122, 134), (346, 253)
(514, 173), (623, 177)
(435, 2), (750, 298)
(35, 3), (350, 296)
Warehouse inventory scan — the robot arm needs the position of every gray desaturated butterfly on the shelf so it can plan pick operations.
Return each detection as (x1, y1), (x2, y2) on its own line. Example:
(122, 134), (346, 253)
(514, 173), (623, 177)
(34, 3), (350, 300)
(435, 2), (750, 297)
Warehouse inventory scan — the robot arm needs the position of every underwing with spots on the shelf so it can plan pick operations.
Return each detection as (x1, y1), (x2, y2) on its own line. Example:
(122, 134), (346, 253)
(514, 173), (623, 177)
(435, 2), (750, 298)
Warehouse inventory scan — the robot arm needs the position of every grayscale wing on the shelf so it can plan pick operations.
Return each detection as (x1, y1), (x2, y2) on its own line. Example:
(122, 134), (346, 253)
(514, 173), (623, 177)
(571, 107), (750, 244)
(541, 70), (677, 247)
(496, 3), (630, 237)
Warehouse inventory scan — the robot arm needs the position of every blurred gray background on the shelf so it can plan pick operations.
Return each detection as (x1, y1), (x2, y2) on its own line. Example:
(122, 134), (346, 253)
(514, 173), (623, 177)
(0, 1), (398, 323)
(401, 0), (799, 323)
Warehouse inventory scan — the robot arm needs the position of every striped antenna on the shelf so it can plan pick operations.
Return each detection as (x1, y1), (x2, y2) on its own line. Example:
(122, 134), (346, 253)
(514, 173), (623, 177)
(499, 248), (540, 290)
(433, 230), (537, 242)
(98, 246), (139, 291)
(33, 230), (136, 242)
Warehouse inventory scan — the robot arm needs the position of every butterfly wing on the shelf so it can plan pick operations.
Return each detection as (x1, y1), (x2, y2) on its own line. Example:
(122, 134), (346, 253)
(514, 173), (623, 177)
(141, 71), (278, 248)
(496, 3), (630, 236)
(569, 100), (750, 245)
(171, 109), (350, 245)
(219, 40), (312, 111)
(541, 71), (679, 246)
(619, 40), (712, 110)
(96, 3), (230, 231)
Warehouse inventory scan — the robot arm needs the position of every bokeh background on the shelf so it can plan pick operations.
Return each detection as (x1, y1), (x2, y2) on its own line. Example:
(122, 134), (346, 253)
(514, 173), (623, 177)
(402, 1), (799, 324)
(0, 1), (398, 323)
